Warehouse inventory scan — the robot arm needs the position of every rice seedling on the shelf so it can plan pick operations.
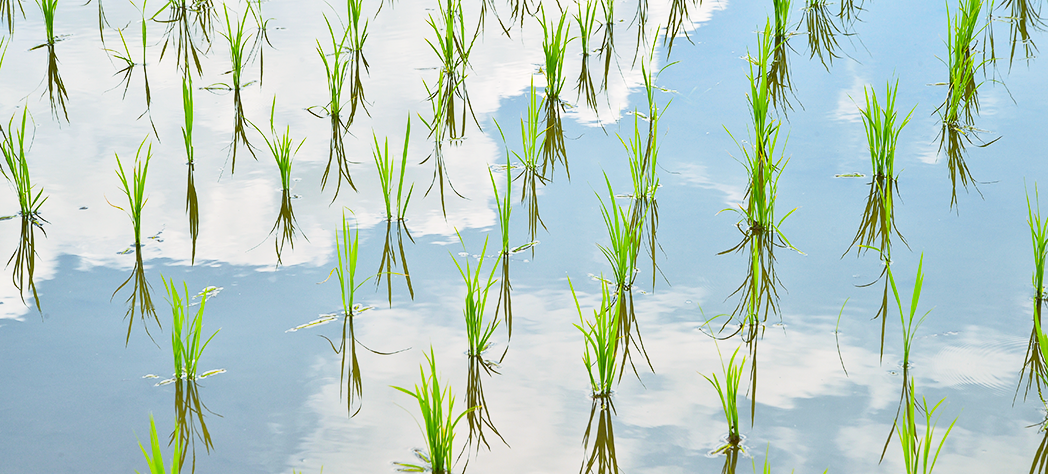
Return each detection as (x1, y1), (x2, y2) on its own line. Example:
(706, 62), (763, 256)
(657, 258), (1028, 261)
(422, 0), (479, 142)
(575, 0), (599, 112)
(374, 117), (416, 305)
(374, 116), (414, 222)
(539, 4), (570, 102)
(327, 210), (370, 416)
(580, 397), (619, 474)
(185, 163), (199, 266)
(451, 232), (501, 357)
(158, 0), (207, 76)
(112, 139), (151, 247)
(570, 276), (620, 396)
(702, 346), (746, 449)
(896, 380), (957, 474)
(37, 0), (57, 45)
(489, 129), (513, 337)
(392, 347), (475, 474)
(940, 0), (990, 128)
(135, 414), (181, 474)
(1020, 183), (1048, 401)
(0, 0), (25, 34)
(513, 81), (549, 246)
(802, 0), (843, 70)
(313, 14), (356, 199)
(596, 176), (654, 381)
(217, 5), (255, 172)
(162, 276), (219, 381)
(254, 97), (303, 193)
(1, 109), (45, 218)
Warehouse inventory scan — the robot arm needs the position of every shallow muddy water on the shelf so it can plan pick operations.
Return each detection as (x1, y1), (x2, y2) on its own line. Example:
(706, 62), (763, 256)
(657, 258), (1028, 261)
(1, 0), (1047, 473)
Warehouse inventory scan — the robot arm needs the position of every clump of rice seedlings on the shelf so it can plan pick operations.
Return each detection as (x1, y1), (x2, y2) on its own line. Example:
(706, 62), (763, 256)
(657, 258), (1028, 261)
(135, 414), (181, 474)
(580, 395), (619, 474)
(597, 176), (654, 381)
(802, 0), (843, 70)
(162, 276), (219, 380)
(374, 117), (416, 305)
(111, 139), (158, 344)
(255, 97), (303, 193)
(1020, 183), (1048, 401)
(8, 213), (43, 312)
(374, 116), (414, 222)
(570, 276), (620, 396)
(489, 127), (514, 337)
(1, 109), (45, 218)
(422, 0), (479, 142)
(575, 0), (599, 112)
(896, 379), (957, 474)
(392, 348), (474, 474)
(702, 346), (746, 450)
(313, 14), (356, 199)
(329, 210), (370, 416)
(513, 81), (549, 246)
(217, 5), (255, 172)
(451, 232), (501, 357)
(37, 0), (58, 44)
(158, 0), (207, 76)
(769, 2), (799, 113)
(537, 6), (572, 178)
(940, 0), (988, 128)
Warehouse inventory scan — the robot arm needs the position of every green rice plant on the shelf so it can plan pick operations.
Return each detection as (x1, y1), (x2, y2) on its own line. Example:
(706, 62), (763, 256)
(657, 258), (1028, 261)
(896, 380), (957, 474)
(112, 138), (152, 245)
(423, 0), (478, 141)
(346, 0), (368, 53)
(514, 81), (549, 245)
(392, 347), (474, 474)
(941, 0), (987, 127)
(701, 346), (745, 448)
(343, 0), (371, 124)
(135, 414), (181, 474)
(1021, 183), (1048, 401)
(182, 77), (198, 263)
(570, 276), (620, 396)
(451, 232), (501, 357)
(489, 126), (514, 337)
(158, 0), (206, 76)
(843, 80), (913, 259)
(314, 14), (356, 198)
(374, 116), (414, 222)
(245, 0), (272, 86)
(596, 176), (654, 381)
(8, 214), (43, 312)
(539, 4), (570, 102)
(376, 218), (415, 307)
(105, 28), (141, 101)
(0, 109), (45, 217)
(37, 0), (57, 45)
(255, 97), (304, 192)
(888, 254), (928, 375)
(574, 0), (599, 111)
(328, 210), (372, 416)
(803, 0), (843, 70)
(218, 5), (254, 172)
(162, 276), (219, 380)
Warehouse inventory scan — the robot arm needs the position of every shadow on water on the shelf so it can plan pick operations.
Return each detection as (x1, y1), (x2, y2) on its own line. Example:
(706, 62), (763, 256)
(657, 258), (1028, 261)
(0, 0), (25, 35)
(838, 0), (865, 26)
(598, 0), (616, 92)
(114, 243), (159, 344)
(186, 163), (199, 264)
(28, 43), (69, 122)
(662, 0), (700, 60)
(171, 378), (219, 474)
(993, 0), (1045, 69)
(6, 215), (45, 312)
(581, 396), (619, 474)
(540, 96), (568, 181)
(463, 354), (507, 453)
(575, 0), (599, 113)
(1031, 420), (1048, 474)
(937, 122), (999, 210)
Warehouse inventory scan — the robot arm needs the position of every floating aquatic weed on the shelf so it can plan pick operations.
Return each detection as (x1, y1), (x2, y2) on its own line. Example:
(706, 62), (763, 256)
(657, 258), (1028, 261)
(580, 396), (619, 474)
(575, 0), (599, 112)
(392, 348), (475, 474)
(374, 117), (416, 305)
(162, 276), (220, 381)
(802, 0), (843, 70)
(570, 276), (620, 396)
(702, 345), (745, 452)
(452, 232), (500, 357)
(135, 414), (181, 474)
(596, 176), (654, 382)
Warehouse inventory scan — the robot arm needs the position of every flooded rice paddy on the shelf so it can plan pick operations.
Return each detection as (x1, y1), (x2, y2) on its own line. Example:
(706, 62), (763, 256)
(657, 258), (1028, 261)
(1, 0), (1047, 472)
